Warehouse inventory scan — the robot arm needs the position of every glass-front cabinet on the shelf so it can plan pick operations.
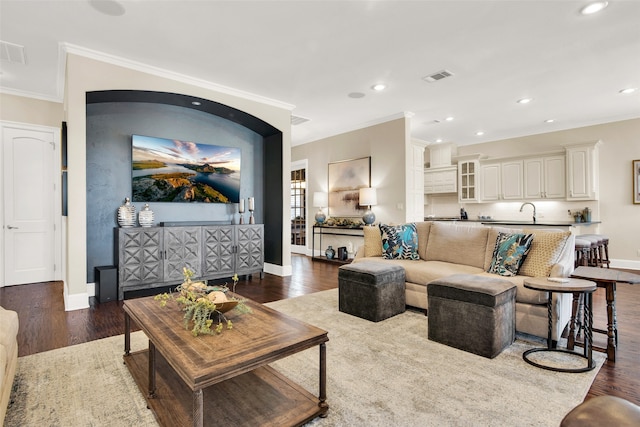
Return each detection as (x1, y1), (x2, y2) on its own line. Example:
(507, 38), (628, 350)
(458, 160), (479, 202)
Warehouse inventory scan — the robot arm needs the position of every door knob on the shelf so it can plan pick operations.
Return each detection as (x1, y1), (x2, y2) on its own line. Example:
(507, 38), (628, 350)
(7, 225), (18, 229)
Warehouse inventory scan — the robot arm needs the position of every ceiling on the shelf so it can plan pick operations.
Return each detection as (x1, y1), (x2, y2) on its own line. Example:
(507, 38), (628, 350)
(1, 0), (639, 147)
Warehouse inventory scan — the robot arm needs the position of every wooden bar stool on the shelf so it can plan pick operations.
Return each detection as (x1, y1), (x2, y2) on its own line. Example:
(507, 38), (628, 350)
(577, 235), (603, 267)
(579, 234), (610, 268)
(574, 238), (591, 268)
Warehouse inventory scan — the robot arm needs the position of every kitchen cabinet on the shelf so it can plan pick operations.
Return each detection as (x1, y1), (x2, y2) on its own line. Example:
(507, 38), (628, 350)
(424, 167), (457, 194)
(458, 160), (479, 202)
(480, 160), (523, 201)
(118, 224), (263, 299)
(565, 142), (600, 200)
(523, 155), (566, 199)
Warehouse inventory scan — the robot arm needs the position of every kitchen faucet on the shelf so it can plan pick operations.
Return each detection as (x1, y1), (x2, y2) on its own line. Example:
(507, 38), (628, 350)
(519, 202), (536, 223)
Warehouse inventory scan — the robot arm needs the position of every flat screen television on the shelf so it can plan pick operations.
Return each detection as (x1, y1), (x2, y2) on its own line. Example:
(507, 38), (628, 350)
(131, 134), (241, 203)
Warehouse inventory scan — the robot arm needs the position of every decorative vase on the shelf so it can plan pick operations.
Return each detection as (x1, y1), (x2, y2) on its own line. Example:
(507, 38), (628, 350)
(117, 197), (136, 227)
(325, 245), (335, 260)
(315, 209), (326, 224)
(138, 203), (154, 227)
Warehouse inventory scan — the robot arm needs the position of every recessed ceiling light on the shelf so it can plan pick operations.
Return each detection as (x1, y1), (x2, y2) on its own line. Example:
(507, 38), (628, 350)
(371, 83), (386, 91)
(89, 0), (126, 16)
(517, 98), (533, 104)
(191, 101), (201, 106)
(435, 138), (443, 143)
(619, 88), (638, 94)
(475, 131), (485, 136)
(580, 1), (608, 15)
(544, 119), (555, 123)
(445, 116), (454, 122)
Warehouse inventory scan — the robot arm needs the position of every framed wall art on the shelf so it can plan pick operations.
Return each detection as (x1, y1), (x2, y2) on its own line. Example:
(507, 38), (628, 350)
(327, 156), (371, 217)
(634, 159), (640, 204)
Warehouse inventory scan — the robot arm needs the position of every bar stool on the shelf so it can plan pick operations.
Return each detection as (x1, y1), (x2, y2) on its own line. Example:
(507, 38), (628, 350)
(574, 238), (591, 268)
(577, 235), (602, 267)
(578, 234), (610, 268)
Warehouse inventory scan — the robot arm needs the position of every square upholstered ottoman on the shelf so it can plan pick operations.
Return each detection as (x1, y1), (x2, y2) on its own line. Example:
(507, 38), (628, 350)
(338, 261), (406, 322)
(427, 274), (516, 358)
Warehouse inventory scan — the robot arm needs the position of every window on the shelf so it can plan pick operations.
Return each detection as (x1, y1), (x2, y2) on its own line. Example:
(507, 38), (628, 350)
(290, 168), (306, 246)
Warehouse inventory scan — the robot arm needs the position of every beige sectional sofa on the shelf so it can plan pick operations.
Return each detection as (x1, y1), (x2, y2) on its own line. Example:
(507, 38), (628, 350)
(1, 305), (19, 426)
(353, 221), (575, 341)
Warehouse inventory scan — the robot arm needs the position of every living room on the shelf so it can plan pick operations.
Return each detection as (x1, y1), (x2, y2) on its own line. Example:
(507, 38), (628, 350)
(1, 1), (640, 425)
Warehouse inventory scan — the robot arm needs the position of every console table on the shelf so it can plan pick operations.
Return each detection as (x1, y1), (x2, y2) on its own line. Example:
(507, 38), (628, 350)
(117, 224), (263, 299)
(311, 225), (363, 264)
(569, 266), (640, 362)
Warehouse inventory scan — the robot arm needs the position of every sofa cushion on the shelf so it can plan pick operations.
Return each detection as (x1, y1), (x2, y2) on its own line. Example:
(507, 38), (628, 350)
(476, 272), (549, 305)
(425, 222), (489, 269)
(487, 232), (534, 277)
(354, 257), (485, 287)
(484, 226), (524, 271)
(519, 229), (572, 277)
(379, 223), (420, 260)
(363, 225), (383, 257)
(415, 221), (432, 260)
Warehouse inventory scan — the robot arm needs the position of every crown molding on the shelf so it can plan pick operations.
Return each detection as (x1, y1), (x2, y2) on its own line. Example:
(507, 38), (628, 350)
(293, 111), (416, 146)
(59, 43), (295, 111)
(0, 86), (63, 103)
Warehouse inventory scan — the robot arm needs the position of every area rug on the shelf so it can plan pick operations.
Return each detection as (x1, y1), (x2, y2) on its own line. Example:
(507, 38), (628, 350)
(6, 288), (604, 426)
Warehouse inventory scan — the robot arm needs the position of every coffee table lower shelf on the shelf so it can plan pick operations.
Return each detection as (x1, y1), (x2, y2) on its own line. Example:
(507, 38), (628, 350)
(124, 349), (326, 427)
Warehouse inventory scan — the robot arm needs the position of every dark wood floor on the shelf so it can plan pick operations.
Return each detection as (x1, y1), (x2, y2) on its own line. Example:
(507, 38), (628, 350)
(0, 254), (638, 406)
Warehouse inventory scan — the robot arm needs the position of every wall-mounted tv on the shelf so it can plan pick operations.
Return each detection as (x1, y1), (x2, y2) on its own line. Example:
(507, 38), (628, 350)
(131, 134), (241, 203)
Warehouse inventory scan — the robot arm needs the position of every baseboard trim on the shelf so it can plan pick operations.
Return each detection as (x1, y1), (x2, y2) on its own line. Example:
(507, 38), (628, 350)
(264, 262), (292, 277)
(64, 287), (90, 311)
(610, 259), (640, 271)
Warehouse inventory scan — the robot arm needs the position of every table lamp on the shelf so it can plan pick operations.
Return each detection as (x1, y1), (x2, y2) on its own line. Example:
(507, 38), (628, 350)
(313, 191), (328, 224)
(359, 187), (377, 226)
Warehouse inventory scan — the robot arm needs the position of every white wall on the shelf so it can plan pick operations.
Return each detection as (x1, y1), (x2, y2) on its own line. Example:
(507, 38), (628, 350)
(61, 53), (292, 309)
(292, 116), (410, 254)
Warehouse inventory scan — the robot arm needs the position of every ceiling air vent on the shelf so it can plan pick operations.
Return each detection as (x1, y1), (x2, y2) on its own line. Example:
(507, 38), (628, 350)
(291, 115), (311, 126)
(0, 41), (27, 64)
(423, 69), (453, 83)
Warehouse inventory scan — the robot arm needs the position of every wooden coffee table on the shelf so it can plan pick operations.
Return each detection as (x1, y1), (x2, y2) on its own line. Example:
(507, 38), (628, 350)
(123, 294), (329, 427)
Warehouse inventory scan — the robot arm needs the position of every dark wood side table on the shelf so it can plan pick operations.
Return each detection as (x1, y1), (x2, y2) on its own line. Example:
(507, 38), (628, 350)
(569, 266), (640, 362)
(523, 277), (597, 373)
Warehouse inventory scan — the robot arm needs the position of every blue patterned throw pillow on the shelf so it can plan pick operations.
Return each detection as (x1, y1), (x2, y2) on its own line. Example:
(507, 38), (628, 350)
(487, 232), (534, 276)
(379, 223), (420, 260)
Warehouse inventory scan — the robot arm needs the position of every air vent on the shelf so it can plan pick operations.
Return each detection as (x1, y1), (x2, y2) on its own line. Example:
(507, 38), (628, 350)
(423, 69), (453, 83)
(291, 115), (311, 126)
(0, 41), (26, 64)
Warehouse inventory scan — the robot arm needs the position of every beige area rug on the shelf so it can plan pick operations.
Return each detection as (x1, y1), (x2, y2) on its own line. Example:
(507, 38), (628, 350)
(6, 288), (605, 427)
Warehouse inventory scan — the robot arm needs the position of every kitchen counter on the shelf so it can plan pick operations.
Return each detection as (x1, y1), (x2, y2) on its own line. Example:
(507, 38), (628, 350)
(424, 218), (601, 227)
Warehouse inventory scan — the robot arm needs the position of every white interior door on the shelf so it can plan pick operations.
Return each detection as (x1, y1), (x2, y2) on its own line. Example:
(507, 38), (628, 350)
(2, 124), (58, 286)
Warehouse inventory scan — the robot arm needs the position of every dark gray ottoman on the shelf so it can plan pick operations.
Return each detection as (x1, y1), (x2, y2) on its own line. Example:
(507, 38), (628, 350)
(338, 262), (406, 322)
(427, 274), (516, 358)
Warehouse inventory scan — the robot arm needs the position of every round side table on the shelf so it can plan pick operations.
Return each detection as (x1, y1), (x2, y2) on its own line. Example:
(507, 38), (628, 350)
(522, 277), (597, 373)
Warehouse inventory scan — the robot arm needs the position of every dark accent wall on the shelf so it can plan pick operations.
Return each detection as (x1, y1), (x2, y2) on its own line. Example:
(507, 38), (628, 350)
(86, 91), (284, 282)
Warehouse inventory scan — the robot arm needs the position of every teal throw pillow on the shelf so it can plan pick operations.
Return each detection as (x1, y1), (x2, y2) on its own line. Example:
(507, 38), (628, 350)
(487, 232), (534, 276)
(379, 223), (420, 260)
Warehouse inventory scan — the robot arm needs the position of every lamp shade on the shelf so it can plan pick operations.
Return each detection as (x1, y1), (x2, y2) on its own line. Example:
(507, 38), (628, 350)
(313, 191), (328, 208)
(359, 187), (377, 207)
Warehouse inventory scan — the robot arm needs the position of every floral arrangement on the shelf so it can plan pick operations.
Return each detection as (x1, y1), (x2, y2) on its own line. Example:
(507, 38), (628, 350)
(155, 267), (250, 336)
(321, 217), (364, 227)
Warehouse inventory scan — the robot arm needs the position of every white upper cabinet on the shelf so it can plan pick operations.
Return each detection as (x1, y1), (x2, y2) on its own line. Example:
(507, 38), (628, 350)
(424, 167), (457, 194)
(458, 160), (479, 202)
(524, 155), (566, 199)
(480, 160), (523, 201)
(565, 141), (601, 200)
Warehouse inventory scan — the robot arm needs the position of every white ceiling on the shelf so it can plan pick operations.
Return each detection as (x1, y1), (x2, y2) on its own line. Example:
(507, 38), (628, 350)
(1, 0), (639, 147)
